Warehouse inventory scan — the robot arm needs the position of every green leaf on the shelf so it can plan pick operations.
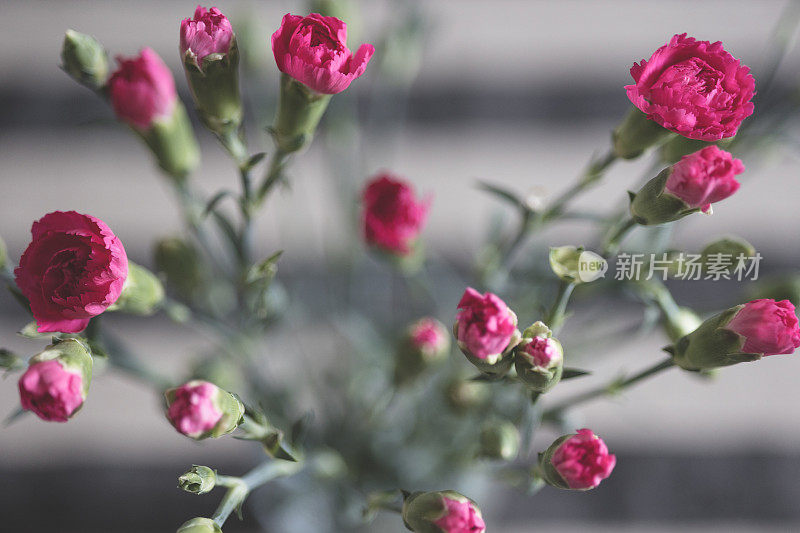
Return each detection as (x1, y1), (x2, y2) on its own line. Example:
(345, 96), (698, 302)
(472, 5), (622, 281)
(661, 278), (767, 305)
(6, 284), (32, 315)
(561, 367), (591, 380)
(289, 411), (314, 447)
(245, 251), (283, 284)
(244, 152), (267, 171)
(476, 180), (529, 212)
(4, 406), (27, 427)
(203, 190), (236, 218)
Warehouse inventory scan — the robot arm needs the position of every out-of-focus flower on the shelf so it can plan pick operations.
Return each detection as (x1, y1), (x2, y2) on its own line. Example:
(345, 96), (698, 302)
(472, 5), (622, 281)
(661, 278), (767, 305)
(271, 13), (373, 95)
(18, 339), (93, 422)
(454, 287), (519, 374)
(362, 173), (430, 256)
(539, 428), (616, 490)
(670, 299), (800, 370)
(629, 147), (743, 225)
(402, 490), (486, 533)
(108, 48), (199, 179)
(180, 6), (242, 137)
(394, 317), (450, 386)
(165, 380), (244, 440)
(61, 30), (108, 90)
(111, 262), (164, 316)
(478, 420), (520, 461)
(626, 33), (755, 141)
(176, 517), (222, 533)
(445, 378), (490, 414)
(514, 322), (563, 393)
(15, 211), (127, 333)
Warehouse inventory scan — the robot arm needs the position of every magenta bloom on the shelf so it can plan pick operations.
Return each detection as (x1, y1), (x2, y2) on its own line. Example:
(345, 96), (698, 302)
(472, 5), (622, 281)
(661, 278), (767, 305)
(271, 13), (374, 94)
(166, 381), (223, 438)
(180, 6), (233, 60)
(108, 48), (177, 129)
(362, 173), (430, 255)
(665, 146), (743, 212)
(15, 211), (128, 333)
(455, 288), (517, 360)
(551, 428), (616, 490)
(523, 336), (561, 369)
(726, 299), (800, 356)
(433, 496), (486, 533)
(18, 360), (84, 422)
(626, 33), (755, 141)
(409, 318), (449, 355)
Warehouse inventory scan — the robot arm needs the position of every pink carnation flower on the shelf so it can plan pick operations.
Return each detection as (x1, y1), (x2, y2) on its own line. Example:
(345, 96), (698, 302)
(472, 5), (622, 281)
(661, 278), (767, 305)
(108, 48), (177, 129)
(523, 336), (561, 369)
(166, 381), (224, 438)
(626, 33), (755, 141)
(665, 146), (743, 212)
(433, 496), (486, 533)
(180, 6), (234, 60)
(15, 211), (128, 333)
(455, 288), (517, 360)
(726, 299), (800, 356)
(271, 12), (374, 94)
(362, 173), (430, 256)
(551, 428), (616, 490)
(18, 360), (84, 422)
(409, 318), (449, 355)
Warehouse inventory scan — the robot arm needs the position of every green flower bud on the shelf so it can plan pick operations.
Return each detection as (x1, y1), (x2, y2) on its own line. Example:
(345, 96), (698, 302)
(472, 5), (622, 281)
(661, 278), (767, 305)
(629, 168), (696, 225)
(176, 517), (222, 533)
(478, 420), (520, 461)
(140, 104), (200, 182)
(154, 237), (206, 298)
(514, 321), (564, 393)
(402, 490), (484, 533)
(444, 378), (490, 414)
(701, 236), (756, 263)
(612, 108), (675, 160)
(272, 73), (332, 153)
(394, 318), (450, 386)
(182, 38), (243, 139)
(110, 262), (164, 315)
(668, 304), (761, 370)
(178, 465), (217, 495)
(61, 30), (109, 91)
(549, 246), (606, 284)
(30, 338), (94, 398)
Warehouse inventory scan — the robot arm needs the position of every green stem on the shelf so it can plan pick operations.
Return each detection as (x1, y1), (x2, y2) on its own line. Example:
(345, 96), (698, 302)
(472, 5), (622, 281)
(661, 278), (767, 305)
(601, 217), (637, 257)
(211, 460), (303, 527)
(100, 329), (174, 390)
(256, 149), (290, 205)
(542, 356), (675, 421)
(545, 280), (576, 332)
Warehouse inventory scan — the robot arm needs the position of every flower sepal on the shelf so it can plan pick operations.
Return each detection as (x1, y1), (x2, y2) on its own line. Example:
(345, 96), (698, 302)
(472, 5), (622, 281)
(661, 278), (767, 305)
(140, 104), (201, 182)
(176, 517), (222, 533)
(271, 73), (332, 154)
(613, 108), (675, 160)
(629, 168), (697, 225)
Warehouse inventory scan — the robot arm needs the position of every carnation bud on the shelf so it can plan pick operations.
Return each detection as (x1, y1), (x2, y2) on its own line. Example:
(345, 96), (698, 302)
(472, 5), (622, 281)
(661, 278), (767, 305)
(402, 490), (486, 533)
(154, 237), (206, 298)
(539, 428), (616, 490)
(176, 517), (222, 533)
(612, 108), (674, 159)
(454, 288), (520, 375)
(478, 420), (520, 461)
(548, 246), (605, 284)
(180, 7), (243, 138)
(110, 261), (165, 315)
(18, 339), (93, 422)
(165, 380), (244, 440)
(514, 322), (564, 393)
(394, 318), (450, 386)
(629, 147), (743, 225)
(701, 236), (755, 263)
(61, 30), (109, 91)
(444, 378), (490, 414)
(669, 299), (800, 370)
(272, 74), (332, 153)
(178, 465), (217, 495)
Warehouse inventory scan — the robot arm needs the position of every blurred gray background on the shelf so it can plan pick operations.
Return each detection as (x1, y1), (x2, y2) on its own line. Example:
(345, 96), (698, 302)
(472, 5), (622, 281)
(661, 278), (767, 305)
(2, 0), (800, 531)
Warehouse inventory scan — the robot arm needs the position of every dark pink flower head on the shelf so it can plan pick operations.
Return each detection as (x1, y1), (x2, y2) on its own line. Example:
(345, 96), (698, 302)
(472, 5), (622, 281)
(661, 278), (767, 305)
(409, 317), (449, 355)
(726, 299), (800, 356)
(166, 381), (223, 438)
(362, 173), (430, 255)
(18, 359), (84, 422)
(433, 496), (486, 533)
(456, 288), (517, 360)
(523, 336), (561, 369)
(552, 428), (616, 490)
(180, 6), (234, 60)
(271, 13), (374, 94)
(14, 211), (128, 333)
(108, 48), (177, 129)
(665, 145), (743, 212)
(626, 33), (755, 141)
